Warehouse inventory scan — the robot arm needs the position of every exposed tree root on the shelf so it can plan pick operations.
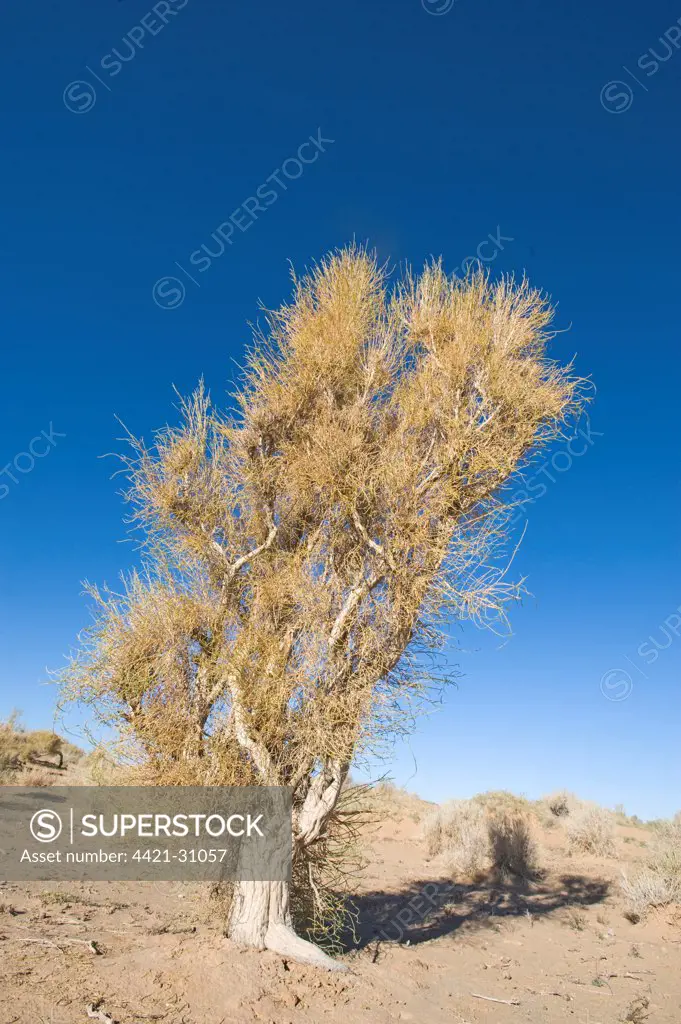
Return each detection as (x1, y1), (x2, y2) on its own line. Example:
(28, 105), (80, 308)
(227, 879), (348, 971)
(264, 921), (348, 971)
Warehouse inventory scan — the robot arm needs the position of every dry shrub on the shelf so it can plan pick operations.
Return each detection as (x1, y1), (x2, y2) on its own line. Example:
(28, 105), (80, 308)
(652, 824), (681, 878)
(545, 790), (580, 817)
(424, 796), (542, 881)
(621, 869), (680, 917)
(423, 799), (489, 876)
(422, 807), (444, 858)
(622, 996), (650, 1023)
(563, 907), (587, 931)
(0, 713), (81, 777)
(294, 784), (370, 953)
(472, 790), (531, 816)
(533, 790), (584, 829)
(567, 807), (616, 856)
(620, 824), (681, 917)
(20, 768), (56, 787)
(0, 722), (28, 771)
(358, 781), (431, 823)
(488, 810), (540, 880)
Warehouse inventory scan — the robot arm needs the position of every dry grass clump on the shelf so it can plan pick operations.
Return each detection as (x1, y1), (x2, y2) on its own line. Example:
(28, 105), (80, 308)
(424, 796), (542, 880)
(622, 996), (650, 1023)
(620, 823), (681, 918)
(20, 768), (57, 787)
(563, 907), (587, 931)
(488, 810), (541, 880)
(423, 799), (489, 876)
(567, 806), (617, 856)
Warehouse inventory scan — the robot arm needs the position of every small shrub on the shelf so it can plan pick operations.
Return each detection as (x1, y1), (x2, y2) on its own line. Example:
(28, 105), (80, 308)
(646, 818), (667, 831)
(0, 726), (26, 770)
(22, 730), (63, 762)
(21, 768), (56, 787)
(0, 715), (83, 779)
(567, 807), (616, 856)
(39, 891), (76, 905)
(622, 996), (650, 1023)
(423, 799), (489, 876)
(620, 823), (681, 917)
(422, 807), (443, 858)
(621, 878), (660, 917)
(652, 826), (681, 876)
(358, 781), (430, 821)
(563, 907), (587, 930)
(488, 810), (540, 880)
(546, 791), (572, 817)
(473, 790), (530, 816)
(542, 789), (584, 817)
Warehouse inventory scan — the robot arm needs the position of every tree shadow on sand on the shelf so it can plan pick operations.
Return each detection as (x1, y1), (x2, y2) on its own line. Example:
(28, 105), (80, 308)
(345, 873), (610, 952)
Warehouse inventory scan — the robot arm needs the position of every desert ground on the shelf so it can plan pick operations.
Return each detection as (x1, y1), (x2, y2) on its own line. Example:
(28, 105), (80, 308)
(1, 772), (679, 1024)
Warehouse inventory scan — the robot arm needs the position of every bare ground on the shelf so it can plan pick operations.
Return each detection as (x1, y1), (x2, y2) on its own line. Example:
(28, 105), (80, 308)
(1, 803), (679, 1024)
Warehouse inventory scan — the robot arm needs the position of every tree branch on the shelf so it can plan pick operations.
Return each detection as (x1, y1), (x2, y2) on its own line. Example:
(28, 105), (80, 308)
(329, 572), (382, 650)
(226, 674), (277, 783)
(296, 759), (348, 846)
(351, 508), (396, 570)
(228, 516), (278, 580)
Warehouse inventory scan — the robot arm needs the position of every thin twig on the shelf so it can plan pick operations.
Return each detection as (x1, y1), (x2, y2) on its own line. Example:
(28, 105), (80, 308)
(471, 992), (521, 1006)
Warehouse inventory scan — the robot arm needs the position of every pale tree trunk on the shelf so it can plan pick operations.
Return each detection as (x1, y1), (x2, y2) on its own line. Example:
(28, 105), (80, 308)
(228, 879), (346, 970)
(226, 758), (348, 970)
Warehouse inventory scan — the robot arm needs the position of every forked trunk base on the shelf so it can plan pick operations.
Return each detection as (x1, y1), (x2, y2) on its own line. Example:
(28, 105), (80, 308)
(228, 879), (347, 971)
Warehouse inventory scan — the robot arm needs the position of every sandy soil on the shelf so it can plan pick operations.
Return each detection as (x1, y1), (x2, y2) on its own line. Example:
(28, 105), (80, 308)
(1, 802), (679, 1024)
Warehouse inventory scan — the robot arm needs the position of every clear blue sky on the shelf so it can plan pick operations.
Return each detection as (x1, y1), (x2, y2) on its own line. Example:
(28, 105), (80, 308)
(1, 0), (679, 819)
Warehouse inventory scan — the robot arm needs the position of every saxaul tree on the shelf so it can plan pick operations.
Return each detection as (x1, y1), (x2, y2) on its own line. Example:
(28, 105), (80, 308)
(62, 247), (583, 968)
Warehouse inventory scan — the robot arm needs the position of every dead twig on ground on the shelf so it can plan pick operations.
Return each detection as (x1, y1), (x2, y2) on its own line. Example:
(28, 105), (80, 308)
(3, 932), (101, 954)
(471, 992), (520, 1006)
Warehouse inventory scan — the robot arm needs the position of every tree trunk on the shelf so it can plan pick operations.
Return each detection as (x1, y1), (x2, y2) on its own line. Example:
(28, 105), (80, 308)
(227, 879), (346, 970)
(227, 758), (350, 969)
(223, 709), (348, 970)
